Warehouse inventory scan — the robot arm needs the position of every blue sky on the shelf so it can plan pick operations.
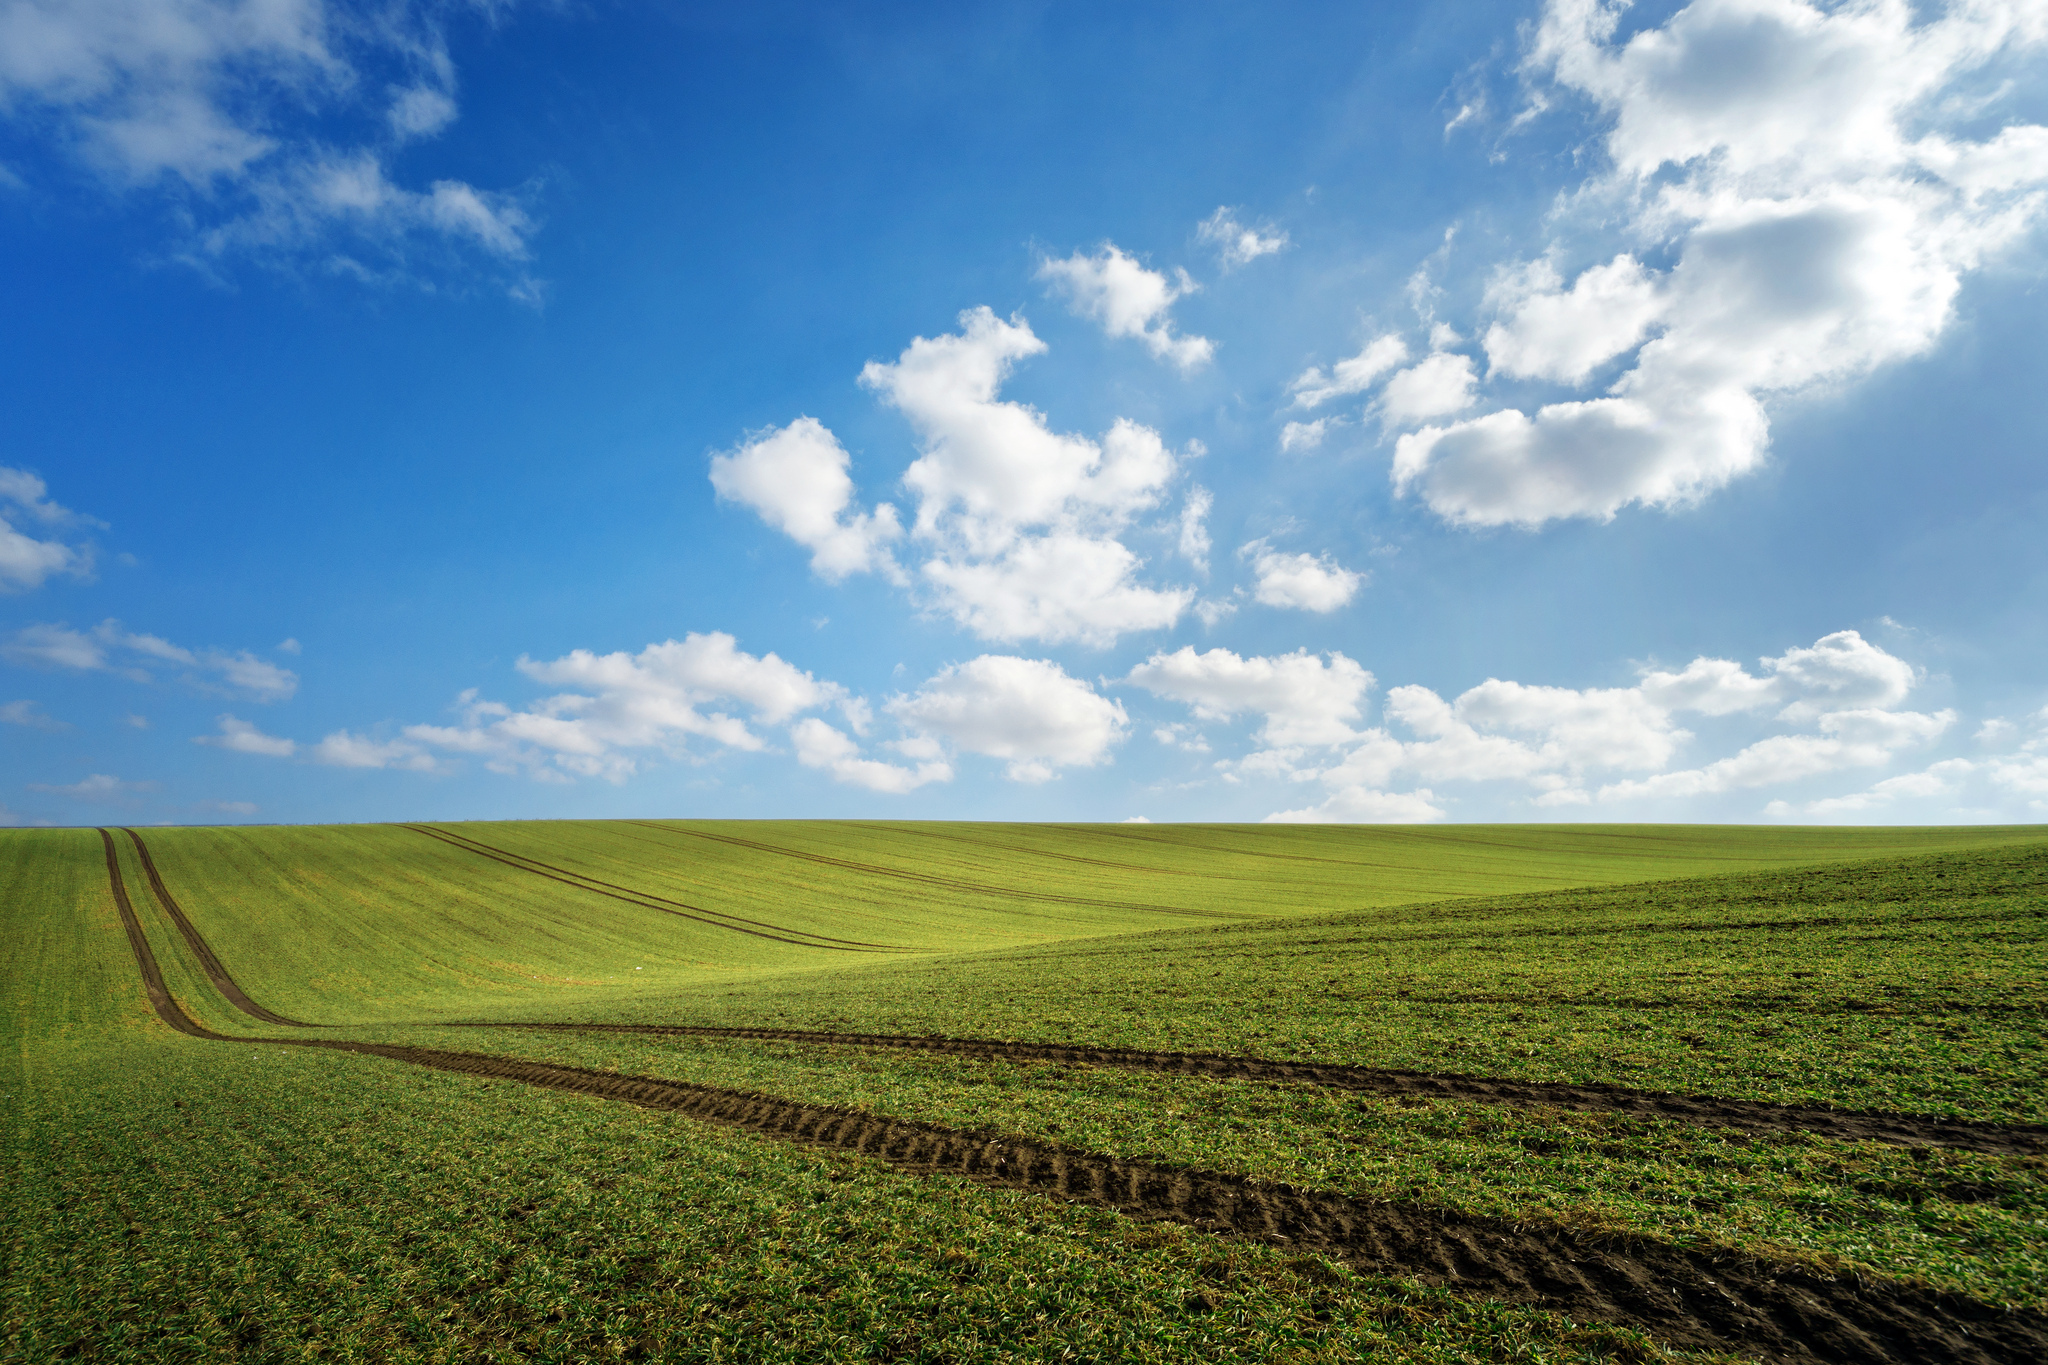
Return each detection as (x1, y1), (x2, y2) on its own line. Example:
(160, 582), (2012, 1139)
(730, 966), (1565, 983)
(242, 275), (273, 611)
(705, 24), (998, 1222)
(3, 0), (2046, 827)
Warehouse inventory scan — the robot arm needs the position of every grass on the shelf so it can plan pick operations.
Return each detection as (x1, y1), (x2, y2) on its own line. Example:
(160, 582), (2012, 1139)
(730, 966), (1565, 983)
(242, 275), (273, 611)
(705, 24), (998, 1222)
(119, 818), (2047, 1022)
(6, 820), (2047, 1362)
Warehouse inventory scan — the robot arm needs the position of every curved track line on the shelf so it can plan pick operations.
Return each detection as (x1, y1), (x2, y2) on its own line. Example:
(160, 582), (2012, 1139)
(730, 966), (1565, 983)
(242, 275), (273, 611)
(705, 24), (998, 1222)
(403, 824), (910, 952)
(420, 825), (903, 949)
(625, 820), (1242, 917)
(447, 1021), (2048, 1156)
(120, 828), (323, 1027)
(108, 824), (2047, 1154)
(89, 833), (2048, 1365)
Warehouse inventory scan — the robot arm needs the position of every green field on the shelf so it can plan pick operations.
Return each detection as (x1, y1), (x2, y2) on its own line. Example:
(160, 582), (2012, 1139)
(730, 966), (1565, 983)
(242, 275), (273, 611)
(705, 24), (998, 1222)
(5, 820), (2046, 1364)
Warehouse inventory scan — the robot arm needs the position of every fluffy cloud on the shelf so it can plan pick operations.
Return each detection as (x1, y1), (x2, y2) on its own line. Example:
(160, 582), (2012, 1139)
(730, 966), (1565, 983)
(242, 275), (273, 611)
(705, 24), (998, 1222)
(1279, 418), (1341, 453)
(1984, 707), (2048, 806)
(1266, 785), (1447, 824)
(849, 308), (1198, 646)
(0, 0), (537, 289)
(1241, 540), (1363, 613)
(790, 717), (950, 793)
(720, 308), (1206, 648)
(1379, 351), (1478, 425)
(710, 417), (904, 581)
(888, 655), (1127, 783)
(196, 714), (296, 757)
(1289, 334), (1408, 409)
(1599, 710), (1954, 801)
(1141, 627), (1952, 820)
(396, 633), (844, 782)
(1197, 207), (1289, 269)
(1794, 757), (1978, 816)
(1638, 629), (1917, 719)
(1, 619), (298, 699)
(1483, 255), (1664, 384)
(1037, 244), (1214, 370)
(311, 729), (434, 771)
(1362, 0), (2048, 526)
(1126, 646), (1371, 749)
(0, 467), (94, 592)
(299, 630), (981, 792)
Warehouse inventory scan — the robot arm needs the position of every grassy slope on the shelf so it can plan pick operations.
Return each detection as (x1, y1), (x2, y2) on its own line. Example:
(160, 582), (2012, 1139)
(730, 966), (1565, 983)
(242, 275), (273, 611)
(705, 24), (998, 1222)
(594, 842), (2048, 1119)
(3, 827), (1701, 1365)
(123, 819), (2048, 1023)
(8, 823), (2048, 1361)
(360, 841), (2046, 1312)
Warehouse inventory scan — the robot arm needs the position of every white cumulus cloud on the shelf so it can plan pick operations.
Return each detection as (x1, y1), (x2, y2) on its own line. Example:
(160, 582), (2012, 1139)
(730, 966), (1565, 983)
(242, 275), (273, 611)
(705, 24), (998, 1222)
(1289, 334), (1408, 409)
(888, 655), (1127, 783)
(1037, 244), (1214, 370)
(789, 716), (950, 793)
(1126, 646), (1372, 749)
(398, 632), (848, 783)
(1384, 0), (2048, 526)
(1279, 417), (1344, 454)
(719, 309), (1204, 648)
(1196, 206), (1289, 269)
(1241, 540), (1363, 613)
(1139, 627), (1952, 820)
(0, 466), (95, 592)
(196, 713), (296, 757)
(710, 417), (904, 582)
(1379, 350), (1480, 425)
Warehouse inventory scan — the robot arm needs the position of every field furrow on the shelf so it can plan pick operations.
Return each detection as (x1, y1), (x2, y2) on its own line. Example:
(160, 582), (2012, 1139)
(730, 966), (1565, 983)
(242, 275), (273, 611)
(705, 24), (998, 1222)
(88, 825), (2048, 1365)
(121, 828), (322, 1027)
(403, 822), (910, 952)
(441, 1021), (2048, 1155)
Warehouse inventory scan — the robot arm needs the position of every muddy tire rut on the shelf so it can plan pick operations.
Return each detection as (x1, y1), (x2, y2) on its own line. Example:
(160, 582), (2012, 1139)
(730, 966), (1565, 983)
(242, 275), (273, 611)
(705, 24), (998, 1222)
(458, 1021), (2048, 1157)
(94, 829), (2048, 1365)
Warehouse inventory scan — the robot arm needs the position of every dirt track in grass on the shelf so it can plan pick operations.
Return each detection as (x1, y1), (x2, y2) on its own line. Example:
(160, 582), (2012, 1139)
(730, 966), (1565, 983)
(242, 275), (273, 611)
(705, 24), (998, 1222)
(622, 819), (1240, 915)
(457, 1022), (2048, 1157)
(119, 828), (321, 1027)
(94, 829), (2048, 1365)
(121, 824), (2048, 1155)
(400, 823), (913, 952)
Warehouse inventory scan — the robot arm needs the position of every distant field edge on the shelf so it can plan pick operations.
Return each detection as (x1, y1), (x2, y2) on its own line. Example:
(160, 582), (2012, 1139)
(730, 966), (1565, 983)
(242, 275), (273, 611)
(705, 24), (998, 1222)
(91, 828), (2048, 1365)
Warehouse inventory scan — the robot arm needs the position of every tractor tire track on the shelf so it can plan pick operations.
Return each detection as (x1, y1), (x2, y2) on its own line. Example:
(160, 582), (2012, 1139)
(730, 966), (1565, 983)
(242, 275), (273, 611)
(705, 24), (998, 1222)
(625, 820), (1244, 917)
(91, 831), (2048, 1365)
(454, 1021), (2048, 1156)
(120, 828), (322, 1027)
(404, 823), (910, 952)
(100, 828), (222, 1041)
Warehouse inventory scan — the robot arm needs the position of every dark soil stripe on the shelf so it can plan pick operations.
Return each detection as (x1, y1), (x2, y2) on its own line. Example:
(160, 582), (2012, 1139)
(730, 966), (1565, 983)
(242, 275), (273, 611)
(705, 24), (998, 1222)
(416, 825), (905, 949)
(120, 828), (322, 1027)
(92, 832), (2048, 1365)
(454, 1021), (2048, 1156)
(625, 820), (1243, 917)
(402, 824), (908, 952)
(100, 828), (219, 1041)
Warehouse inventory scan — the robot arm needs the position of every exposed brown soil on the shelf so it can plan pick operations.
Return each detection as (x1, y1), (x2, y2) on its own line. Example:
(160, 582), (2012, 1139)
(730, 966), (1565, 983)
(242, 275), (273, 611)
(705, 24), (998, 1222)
(100, 828), (219, 1041)
(94, 829), (2048, 1365)
(463, 1022), (2048, 1156)
(403, 823), (910, 952)
(121, 828), (321, 1027)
